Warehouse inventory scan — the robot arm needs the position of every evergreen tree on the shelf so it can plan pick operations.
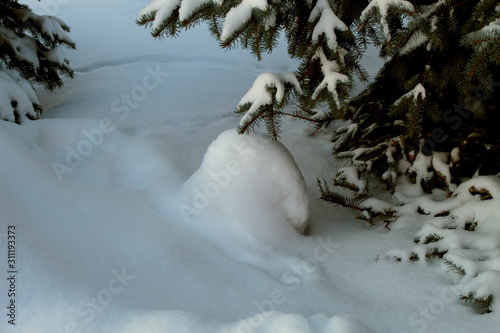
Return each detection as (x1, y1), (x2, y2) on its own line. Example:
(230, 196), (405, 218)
(330, 0), (500, 200)
(137, 0), (499, 198)
(137, 0), (370, 138)
(0, 0), (75, 123)
(138, 0), (500, 312)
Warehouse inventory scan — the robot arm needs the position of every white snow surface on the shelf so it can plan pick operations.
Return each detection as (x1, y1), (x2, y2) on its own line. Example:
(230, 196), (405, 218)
(1, 1), (500, 332)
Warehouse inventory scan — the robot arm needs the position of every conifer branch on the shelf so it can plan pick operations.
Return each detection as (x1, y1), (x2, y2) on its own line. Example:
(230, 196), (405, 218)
(276, 111), (318, 123)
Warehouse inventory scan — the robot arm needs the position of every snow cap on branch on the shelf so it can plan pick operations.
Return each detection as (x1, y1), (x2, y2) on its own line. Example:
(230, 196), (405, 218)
(35, 15), (74, 45)
(221, 0), (268, 41)
(0, 24), (39, 67)
(309, 0), (348, 52)
(138, 0), (171, 20)
(312, 48), (350, 107)
(145, 0), (182, 32)
(238, 72), (301, 126)
(0, 69), (40, 122)
(179, 0), (213, 21)
(360, 0), (415, 41)
(394, 83), (426, 106)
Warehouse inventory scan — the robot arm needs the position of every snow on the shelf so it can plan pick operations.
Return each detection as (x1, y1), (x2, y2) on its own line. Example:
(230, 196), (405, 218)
(0, 25), (40, 68)
(360, 0), (415, 41)
(432, 152), (452, 189)
(394, 83), (426, 106)
(44, 44), (68, 66)
(221, 0), (268, 42)
(388, 175), (500, 311)
(178, 0), (213, 21)
(312, 48), (350, 107)
(151, 0), (181, 32)
(309, 0), (348, 52)
(37, 14), (74, 45)
(173, 129), (310, 266)
(336, 166), (366, 192)
(238, 72), (301, 126)
(0, 69), (40, 122)
(399, 32), (428, 55)
(2, 1), (500, 332)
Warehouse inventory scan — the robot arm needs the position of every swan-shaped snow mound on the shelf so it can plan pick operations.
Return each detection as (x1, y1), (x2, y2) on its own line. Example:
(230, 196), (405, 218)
(179, 129), (309, 249)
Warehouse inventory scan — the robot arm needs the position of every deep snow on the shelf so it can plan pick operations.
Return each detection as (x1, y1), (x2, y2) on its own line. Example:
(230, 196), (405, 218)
(1, 1), (499, 332)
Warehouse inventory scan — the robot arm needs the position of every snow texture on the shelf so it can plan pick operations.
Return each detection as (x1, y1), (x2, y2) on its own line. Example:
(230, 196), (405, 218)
(2, 1), (500, 332)
(0, 69), (39, 122)
(309, 0), (348, 51)
(43, 44), (68, 66)
(399, 32), (428, 55)
(178, 0), (213, 21)
(34, 14), (74, 45)
(0, 25), (39, 68)
(336, 166), (366, 192)
(238, 72), (301, 126)
(360, 0), (415, 41)
(221, 0), (268, 41)
(176, 129), (309, 266)
(388, 175), (500, 311)
(312, 48), (350, 107)
(432, 152), (452, 189)
(394, 83), (426, 105)
(145, 0), (181, 32)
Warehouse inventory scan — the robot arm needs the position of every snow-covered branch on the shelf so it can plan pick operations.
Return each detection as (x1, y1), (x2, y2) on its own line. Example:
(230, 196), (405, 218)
(386, 175), (500, 313)
(309, 0), (348, 52)
(312, 47), (350, 108)
(359, 0), (415, 41)
(236, 72), (302, 136)
(0, 3), (75, 123)
(393, 83), (426, 106)
(221, 0), (268, 42)
(0, 69), (40, 123)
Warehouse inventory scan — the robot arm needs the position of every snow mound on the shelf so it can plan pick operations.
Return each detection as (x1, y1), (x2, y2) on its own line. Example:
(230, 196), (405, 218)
(174, 129), (309, 266)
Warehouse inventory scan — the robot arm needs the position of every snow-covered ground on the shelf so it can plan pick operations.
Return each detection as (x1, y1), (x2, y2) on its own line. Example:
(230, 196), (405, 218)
(1, 1), (499, 332)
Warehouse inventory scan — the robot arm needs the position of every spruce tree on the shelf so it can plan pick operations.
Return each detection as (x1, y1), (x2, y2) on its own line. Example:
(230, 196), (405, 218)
(138, 0), (500, 312)
(137, 0), (499, 198)
(330, 0), (500, 199)
(137, 0), (370, 138)
(0, 0), (75, 123)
